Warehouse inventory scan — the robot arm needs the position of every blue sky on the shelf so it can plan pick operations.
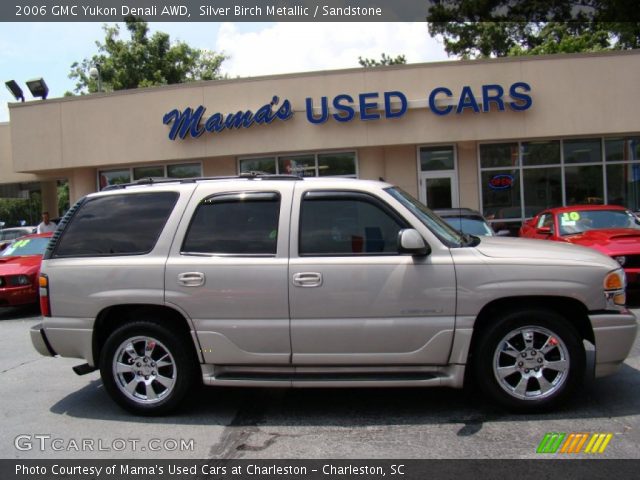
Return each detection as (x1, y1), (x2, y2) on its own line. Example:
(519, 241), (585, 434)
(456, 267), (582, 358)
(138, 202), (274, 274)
(1, 22), (450, 122)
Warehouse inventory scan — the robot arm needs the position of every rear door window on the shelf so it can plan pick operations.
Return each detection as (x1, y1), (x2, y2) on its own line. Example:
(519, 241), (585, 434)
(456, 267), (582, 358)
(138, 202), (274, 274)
(52, 192), (178, 257)
(182, 192), (280, 255)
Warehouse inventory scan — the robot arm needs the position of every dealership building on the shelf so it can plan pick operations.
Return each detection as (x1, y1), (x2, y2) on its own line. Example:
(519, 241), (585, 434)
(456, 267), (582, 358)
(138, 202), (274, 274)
(1, 50), (639, 233)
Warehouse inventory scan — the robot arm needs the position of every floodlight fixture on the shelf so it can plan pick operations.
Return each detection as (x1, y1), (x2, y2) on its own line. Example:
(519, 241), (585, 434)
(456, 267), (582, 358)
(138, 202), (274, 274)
(5, 80), (24, 102)
(26, 78), (49, 100)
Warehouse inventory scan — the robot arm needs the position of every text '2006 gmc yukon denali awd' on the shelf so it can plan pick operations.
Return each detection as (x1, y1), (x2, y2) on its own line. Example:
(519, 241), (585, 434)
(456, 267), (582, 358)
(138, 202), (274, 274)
(31, 175), (637, 415)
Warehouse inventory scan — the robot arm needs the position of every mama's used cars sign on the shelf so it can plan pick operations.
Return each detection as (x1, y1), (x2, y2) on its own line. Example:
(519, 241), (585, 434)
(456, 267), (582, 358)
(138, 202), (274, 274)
(162, 82), (532, 141)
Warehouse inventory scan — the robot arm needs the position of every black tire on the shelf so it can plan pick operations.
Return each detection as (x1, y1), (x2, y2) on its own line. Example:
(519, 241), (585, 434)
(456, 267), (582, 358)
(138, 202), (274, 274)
(99, 320), (197, 415)
(473, 309), (585, 412)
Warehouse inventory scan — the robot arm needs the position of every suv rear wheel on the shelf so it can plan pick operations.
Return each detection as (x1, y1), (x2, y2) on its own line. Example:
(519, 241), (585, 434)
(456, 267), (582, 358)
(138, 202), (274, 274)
(473, 309), (585, 412)
(99, 321), (196, 415)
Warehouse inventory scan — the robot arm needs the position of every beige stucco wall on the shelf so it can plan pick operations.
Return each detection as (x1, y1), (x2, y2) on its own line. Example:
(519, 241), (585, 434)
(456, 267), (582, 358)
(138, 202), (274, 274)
(457, 142), (480, 210)
(0, 123), (38, 184)
(9, 51), (640, 177)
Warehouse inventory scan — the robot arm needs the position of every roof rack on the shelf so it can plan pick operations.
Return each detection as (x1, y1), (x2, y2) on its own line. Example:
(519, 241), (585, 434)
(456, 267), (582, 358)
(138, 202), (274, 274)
(100, 172), (302, 191)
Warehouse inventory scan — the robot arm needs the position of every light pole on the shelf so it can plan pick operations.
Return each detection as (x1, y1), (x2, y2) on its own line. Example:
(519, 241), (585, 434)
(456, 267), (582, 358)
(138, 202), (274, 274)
(89, 64), (102, 93)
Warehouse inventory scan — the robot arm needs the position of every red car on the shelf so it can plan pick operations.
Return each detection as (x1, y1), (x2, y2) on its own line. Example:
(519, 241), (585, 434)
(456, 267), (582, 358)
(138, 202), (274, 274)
(0, 233), (53, 307)
(520, 205), (640, 287)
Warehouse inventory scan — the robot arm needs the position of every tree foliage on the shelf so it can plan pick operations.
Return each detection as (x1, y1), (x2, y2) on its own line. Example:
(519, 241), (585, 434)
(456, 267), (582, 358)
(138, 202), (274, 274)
(427, 1), (640, 58)
(69, 16), (228, 94)
(358, 53), (407, 67)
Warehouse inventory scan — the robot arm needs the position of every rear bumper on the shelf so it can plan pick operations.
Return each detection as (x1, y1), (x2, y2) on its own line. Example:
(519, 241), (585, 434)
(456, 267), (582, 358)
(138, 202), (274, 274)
(589, 310), (638, 377)
(30, 323), (57, 357)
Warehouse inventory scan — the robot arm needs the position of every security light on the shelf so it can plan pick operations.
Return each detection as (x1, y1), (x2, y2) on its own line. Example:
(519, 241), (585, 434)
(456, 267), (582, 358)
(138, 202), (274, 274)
(26, 78), (49, 100)
(5, 80), (24, 102)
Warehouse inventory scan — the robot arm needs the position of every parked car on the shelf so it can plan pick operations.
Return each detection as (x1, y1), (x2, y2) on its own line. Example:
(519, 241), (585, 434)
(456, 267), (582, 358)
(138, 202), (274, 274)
(30, 176), (636, 415)
(520, 205), (640, 290)
(0, 226), (37, 251)
(0, 232), (52, 307)
(434, 208), (508, 237)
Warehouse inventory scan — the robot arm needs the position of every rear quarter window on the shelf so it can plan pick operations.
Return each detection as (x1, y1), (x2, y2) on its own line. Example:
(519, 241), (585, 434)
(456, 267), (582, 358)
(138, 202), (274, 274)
(51, 192), (178, 258)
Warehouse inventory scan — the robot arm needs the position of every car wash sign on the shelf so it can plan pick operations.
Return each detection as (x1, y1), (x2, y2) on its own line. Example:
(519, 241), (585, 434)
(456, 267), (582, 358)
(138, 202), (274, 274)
(163, 82), (532, 141)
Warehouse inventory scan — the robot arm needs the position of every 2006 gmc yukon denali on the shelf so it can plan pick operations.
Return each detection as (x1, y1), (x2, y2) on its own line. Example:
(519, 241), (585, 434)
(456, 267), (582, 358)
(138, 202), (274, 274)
(30, 175), (638, 415)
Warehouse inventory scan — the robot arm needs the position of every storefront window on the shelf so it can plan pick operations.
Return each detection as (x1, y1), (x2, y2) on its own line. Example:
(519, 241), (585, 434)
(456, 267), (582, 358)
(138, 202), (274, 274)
(563, 138), (602, 164)
(133, 166), (164, 180)
(420, 146), (454, 171)
(607, 164), (640, 210)
(318, 153), (357, 177)
(481, 170), (521, 220)
(239, 157), (276, 174)
(167, 163), (202, 178)
(523, 167), (562, 213)
(99, 169), (131, 189)
(605, 137), (640, 162)
(240, 152), (356, 178)
(521, 141), (560, 166)
(279, 155), (316, 177)
(479, 143), (519, 168)
(564, 165), (604, 205)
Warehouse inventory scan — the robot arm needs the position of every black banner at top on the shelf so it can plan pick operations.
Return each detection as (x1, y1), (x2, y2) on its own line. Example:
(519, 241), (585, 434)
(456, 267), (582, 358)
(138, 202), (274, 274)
(2, 0), (430, 22)
(3, 0), (640, 23)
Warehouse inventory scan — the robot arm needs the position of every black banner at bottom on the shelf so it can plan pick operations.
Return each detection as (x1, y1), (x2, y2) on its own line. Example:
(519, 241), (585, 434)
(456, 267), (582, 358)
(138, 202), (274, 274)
(3, 459), (639, 480)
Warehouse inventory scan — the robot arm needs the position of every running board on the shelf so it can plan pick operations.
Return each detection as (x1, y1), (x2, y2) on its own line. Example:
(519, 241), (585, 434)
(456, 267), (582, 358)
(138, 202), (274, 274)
(200, 364), (466, 388)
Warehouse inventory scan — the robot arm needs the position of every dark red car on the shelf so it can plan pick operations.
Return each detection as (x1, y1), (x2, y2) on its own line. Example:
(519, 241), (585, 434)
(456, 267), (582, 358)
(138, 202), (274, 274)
(520, 205), (640, 287)
(0, 232), (52, 307)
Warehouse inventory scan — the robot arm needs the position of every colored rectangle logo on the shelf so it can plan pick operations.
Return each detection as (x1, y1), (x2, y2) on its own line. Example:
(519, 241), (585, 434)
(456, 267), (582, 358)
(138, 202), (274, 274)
(537, 433), (613, 454)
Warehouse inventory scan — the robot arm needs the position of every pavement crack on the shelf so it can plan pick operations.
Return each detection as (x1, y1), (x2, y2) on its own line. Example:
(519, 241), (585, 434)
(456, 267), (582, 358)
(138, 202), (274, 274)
(0, 358), (43, 374)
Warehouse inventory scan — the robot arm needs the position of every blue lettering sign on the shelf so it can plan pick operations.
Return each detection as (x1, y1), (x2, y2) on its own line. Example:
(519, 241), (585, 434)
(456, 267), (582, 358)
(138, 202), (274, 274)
(306, 97), (329, 124)
(359, 92), (380, 121)
(482, 84), (505, 112)
(384, 91), (407, 118)
(163, 96), (294, 140)
(428, 87), (453, 116)
(333, 94), (356, 122)
(509, 82), (533, 111)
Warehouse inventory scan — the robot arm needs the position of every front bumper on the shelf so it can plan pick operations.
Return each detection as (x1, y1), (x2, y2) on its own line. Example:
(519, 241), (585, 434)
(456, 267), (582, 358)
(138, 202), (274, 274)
(30, 323), (57, 357)
(0, 285), (38, 307)
(589, 310), (638, 377)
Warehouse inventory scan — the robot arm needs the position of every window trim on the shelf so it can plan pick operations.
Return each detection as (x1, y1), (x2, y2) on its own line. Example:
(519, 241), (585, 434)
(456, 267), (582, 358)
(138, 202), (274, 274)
(97, 161), (203, 190)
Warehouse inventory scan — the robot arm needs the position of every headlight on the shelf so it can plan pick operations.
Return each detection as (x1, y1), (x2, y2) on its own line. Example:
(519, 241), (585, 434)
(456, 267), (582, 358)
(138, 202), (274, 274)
(614, 255), (627, 266)
(9, 275), (31, 286)
(604, 269), (626, 307)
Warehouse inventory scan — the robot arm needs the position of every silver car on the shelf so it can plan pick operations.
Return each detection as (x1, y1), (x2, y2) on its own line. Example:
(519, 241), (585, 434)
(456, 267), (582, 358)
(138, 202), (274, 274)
(30, 176), (638, 415)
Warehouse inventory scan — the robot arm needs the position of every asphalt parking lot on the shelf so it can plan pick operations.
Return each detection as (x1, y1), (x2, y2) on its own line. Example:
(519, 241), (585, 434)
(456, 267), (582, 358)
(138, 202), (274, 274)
(1, 306), (639, 460)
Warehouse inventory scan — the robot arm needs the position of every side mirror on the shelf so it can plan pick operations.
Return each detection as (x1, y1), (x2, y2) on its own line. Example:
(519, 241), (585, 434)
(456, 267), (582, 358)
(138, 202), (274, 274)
(398, 229), (430, 256)
(536, 227), (552, 236)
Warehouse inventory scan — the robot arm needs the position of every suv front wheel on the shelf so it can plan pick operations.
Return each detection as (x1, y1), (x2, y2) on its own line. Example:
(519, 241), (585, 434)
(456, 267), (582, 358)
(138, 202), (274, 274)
(99, 321), (196, 415)
(473, 309), (585, 412)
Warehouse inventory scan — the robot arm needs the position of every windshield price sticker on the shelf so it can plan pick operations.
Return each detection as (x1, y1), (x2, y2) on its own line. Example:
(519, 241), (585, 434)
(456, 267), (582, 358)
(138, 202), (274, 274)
(561, 212), (581, 225)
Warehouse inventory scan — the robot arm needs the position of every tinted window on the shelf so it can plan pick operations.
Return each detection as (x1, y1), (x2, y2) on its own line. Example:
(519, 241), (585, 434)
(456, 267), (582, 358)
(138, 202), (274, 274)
(53, 192), (178, 257)
(300, 193), (406, 255)
(182, 193), (280, 255)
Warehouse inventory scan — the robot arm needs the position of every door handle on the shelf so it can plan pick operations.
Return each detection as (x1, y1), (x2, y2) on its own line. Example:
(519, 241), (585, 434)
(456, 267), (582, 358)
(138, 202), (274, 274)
(177, 272), (205, 287)
(292, 272), (323, 288)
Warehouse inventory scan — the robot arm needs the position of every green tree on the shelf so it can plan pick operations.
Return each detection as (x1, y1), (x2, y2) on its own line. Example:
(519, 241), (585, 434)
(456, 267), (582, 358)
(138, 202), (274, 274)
(69, 15), (228, 94)
(426, 1), (640, 58)
(358, 53), (407, 67)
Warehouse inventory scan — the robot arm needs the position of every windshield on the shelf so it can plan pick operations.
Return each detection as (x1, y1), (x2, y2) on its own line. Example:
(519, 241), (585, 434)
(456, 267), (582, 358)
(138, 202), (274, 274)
(443, 217), (494, 236)
(1, 237), (50, 257)
(385, 187), (464, 247)
(558, 209), (640, 236)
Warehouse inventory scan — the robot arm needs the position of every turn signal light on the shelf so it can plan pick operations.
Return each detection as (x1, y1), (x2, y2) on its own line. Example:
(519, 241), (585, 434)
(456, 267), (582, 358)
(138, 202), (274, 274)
(604, 272), (623, 290)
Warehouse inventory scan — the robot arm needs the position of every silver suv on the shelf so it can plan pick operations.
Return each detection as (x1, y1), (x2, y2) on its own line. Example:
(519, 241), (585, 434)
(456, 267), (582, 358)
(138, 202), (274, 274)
(30, 175), (637, 415)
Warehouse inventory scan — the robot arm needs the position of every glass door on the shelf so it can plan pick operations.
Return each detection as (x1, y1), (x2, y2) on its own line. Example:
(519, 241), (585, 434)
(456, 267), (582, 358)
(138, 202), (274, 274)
(420, 172), (458, 208)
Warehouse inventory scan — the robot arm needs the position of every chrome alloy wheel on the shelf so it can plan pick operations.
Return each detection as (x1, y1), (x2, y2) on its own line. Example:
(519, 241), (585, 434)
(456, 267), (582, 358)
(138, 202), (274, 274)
(112, 336), (177, 404)
(493, 326), (570, 401)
